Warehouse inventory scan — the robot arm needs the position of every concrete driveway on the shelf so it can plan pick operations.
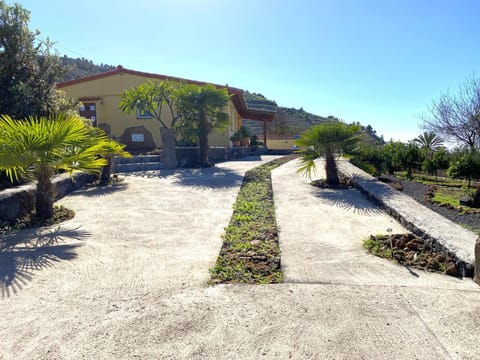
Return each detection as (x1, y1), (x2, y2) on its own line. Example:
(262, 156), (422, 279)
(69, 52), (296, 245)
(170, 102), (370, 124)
(0, 156), (479, 359)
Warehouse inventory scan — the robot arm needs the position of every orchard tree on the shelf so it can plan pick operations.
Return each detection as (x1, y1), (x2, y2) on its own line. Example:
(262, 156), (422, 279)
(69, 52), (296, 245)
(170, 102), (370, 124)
(175, 84), (230, 167)
(120, 80), (180, 168)
(448, 150), (480, 187)
(0, 1), (69, 118)
(422, 75), (480, 150)
(422, 147), (450, 179)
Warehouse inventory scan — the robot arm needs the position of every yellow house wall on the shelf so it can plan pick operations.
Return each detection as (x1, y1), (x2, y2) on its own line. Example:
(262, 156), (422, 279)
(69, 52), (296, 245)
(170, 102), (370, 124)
(60, 72), (238, 148)
(267, 139), (297, 150)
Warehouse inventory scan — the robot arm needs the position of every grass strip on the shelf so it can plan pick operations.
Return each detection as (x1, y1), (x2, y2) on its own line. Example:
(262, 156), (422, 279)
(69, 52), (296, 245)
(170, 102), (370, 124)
(209, 155), (296, 284)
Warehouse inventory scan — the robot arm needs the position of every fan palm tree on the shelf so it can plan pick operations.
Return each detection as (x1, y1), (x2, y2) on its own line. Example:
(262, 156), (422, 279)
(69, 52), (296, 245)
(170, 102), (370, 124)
(295, 120), (361, 186)
(413, 131), (444, 158)
(0, 114), (130, 219)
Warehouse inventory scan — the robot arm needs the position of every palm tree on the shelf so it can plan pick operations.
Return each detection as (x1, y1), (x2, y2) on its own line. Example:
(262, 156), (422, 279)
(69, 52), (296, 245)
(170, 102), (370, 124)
(413, 131), (444, 158)
(0, 114), (130, 219)
(295, 120), (361, 186)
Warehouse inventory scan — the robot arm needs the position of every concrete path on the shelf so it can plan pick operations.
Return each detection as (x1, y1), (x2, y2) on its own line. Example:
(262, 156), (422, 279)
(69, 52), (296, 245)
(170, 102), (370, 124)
(272, 158), (478, 289)
(0, 156), (480, 359)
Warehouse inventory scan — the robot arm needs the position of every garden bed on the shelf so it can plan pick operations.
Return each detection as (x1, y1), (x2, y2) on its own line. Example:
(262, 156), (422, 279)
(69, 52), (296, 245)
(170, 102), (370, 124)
(400, 180), (480, 233)
(209, 155), (296, 284)
(364, 233), (463, 277)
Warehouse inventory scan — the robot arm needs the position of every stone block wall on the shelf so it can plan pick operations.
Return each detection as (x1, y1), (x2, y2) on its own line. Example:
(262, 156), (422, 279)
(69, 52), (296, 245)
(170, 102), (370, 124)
(0, 172), (95, 223)
(176, 147), (251, 167)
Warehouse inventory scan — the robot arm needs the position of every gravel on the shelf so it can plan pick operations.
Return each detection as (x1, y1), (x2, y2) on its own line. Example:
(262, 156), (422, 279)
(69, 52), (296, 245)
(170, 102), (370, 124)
(397, 179), (480, 233)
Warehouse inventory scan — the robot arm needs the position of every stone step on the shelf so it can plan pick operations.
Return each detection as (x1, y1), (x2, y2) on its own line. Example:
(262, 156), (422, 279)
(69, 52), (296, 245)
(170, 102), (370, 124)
(114, 162), (165, 173)
(115, 155), (162, 164)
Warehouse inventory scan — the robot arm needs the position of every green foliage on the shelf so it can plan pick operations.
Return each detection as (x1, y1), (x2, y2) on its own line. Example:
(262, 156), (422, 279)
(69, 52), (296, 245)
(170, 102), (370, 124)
(295, 120), (361, 183)
(119, 80), (180, 128)
(175, 84), (230, 166)
(0, 114), (130, 218)
(0, 1), (70, 118)
(238, 125), (250, 138)
(448, 150), (480, 187)
(350, 142), (386, 176)
(230, 131), (242, 142)
(382, 141), (423, 179)
(413, 131), (444, 154)
(422, 147), (450, 177)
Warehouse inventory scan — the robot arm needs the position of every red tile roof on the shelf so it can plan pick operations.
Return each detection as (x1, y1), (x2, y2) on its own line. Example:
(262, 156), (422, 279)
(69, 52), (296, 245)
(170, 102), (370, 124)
(57, 66), (275, 122)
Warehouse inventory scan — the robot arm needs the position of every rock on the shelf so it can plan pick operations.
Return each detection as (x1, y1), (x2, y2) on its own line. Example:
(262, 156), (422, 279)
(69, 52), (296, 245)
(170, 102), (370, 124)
(394, 239), (406, 249)
(405, 251), (415, 261)
(427, 258), (440, 271)
(446, 263), (460, 277)
(472, 189), (480, 208)
(405, 241), (419, 251)
(434, 254), (446, 263)
(121, 125), (156, 153)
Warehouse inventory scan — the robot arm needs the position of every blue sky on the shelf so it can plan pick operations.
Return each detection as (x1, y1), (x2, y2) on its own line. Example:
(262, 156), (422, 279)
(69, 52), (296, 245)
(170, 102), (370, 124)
(14, 0), (480, 141)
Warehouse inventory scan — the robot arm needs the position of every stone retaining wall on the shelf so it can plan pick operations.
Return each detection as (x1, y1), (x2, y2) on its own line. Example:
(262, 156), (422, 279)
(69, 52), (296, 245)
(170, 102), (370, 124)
(338, 160), (477, 277)
(176, 147), (251, 167)
(0, 172), (95, 223)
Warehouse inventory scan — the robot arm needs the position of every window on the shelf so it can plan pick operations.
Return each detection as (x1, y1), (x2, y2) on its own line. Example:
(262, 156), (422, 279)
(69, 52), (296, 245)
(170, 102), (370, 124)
(79, 105), (86, 112)
(137, 109), (153, 119)
(89, 104), (96, 111)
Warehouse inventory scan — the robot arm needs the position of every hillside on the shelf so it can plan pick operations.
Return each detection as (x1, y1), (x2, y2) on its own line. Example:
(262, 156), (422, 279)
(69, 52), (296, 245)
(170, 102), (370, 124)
(243, 91), (329, 136)
(60, 56), (115, 81)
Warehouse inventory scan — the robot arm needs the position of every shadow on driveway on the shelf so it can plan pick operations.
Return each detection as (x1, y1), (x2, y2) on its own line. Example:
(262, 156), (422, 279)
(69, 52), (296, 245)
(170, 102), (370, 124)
(313, 187), (385, 216)
(123, 167), (245, 189)
(0, 226), (90, 298)
(66, 182), (129, 197)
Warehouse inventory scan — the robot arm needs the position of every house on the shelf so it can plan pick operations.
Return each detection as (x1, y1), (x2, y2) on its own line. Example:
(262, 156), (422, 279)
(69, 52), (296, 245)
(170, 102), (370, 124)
(57, 66), (275, 151)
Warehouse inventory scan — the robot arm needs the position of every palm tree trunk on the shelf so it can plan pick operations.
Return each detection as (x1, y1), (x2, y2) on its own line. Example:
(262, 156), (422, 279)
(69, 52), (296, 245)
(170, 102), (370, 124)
(325, 151), (339, 187)
(36, 166), (55, 218)
(100, 156), (112, 185)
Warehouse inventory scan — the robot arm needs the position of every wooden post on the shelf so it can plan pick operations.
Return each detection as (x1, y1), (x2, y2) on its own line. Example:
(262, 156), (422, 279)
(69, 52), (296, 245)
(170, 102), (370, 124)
(263, 118), (267, 149)
(474, 236), (480, 285)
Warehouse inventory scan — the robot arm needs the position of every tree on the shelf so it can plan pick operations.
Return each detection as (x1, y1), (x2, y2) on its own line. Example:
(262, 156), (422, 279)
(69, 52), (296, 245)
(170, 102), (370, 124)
(397, 142), (423, 180)
(413, 131), (444, 158)
(350, 142), (386, 176)
(422, 147), (450, 179)
(422, 75), (480, 149)
(175, 84), (230, 167)
(295, 120), (361, 186)
(119, 80), (180, 168)
(448, 150), (480, 187)
(0, 1), (68, 118)
(381, 141), (423, 179)
(0, 114), (130, 219)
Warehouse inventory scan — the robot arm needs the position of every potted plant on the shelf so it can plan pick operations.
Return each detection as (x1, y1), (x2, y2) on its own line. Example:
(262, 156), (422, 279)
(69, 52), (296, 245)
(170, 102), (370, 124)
(230, 131), (241, 147)
(250, 135), (262, 151)
(238, 126), (251, 147)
